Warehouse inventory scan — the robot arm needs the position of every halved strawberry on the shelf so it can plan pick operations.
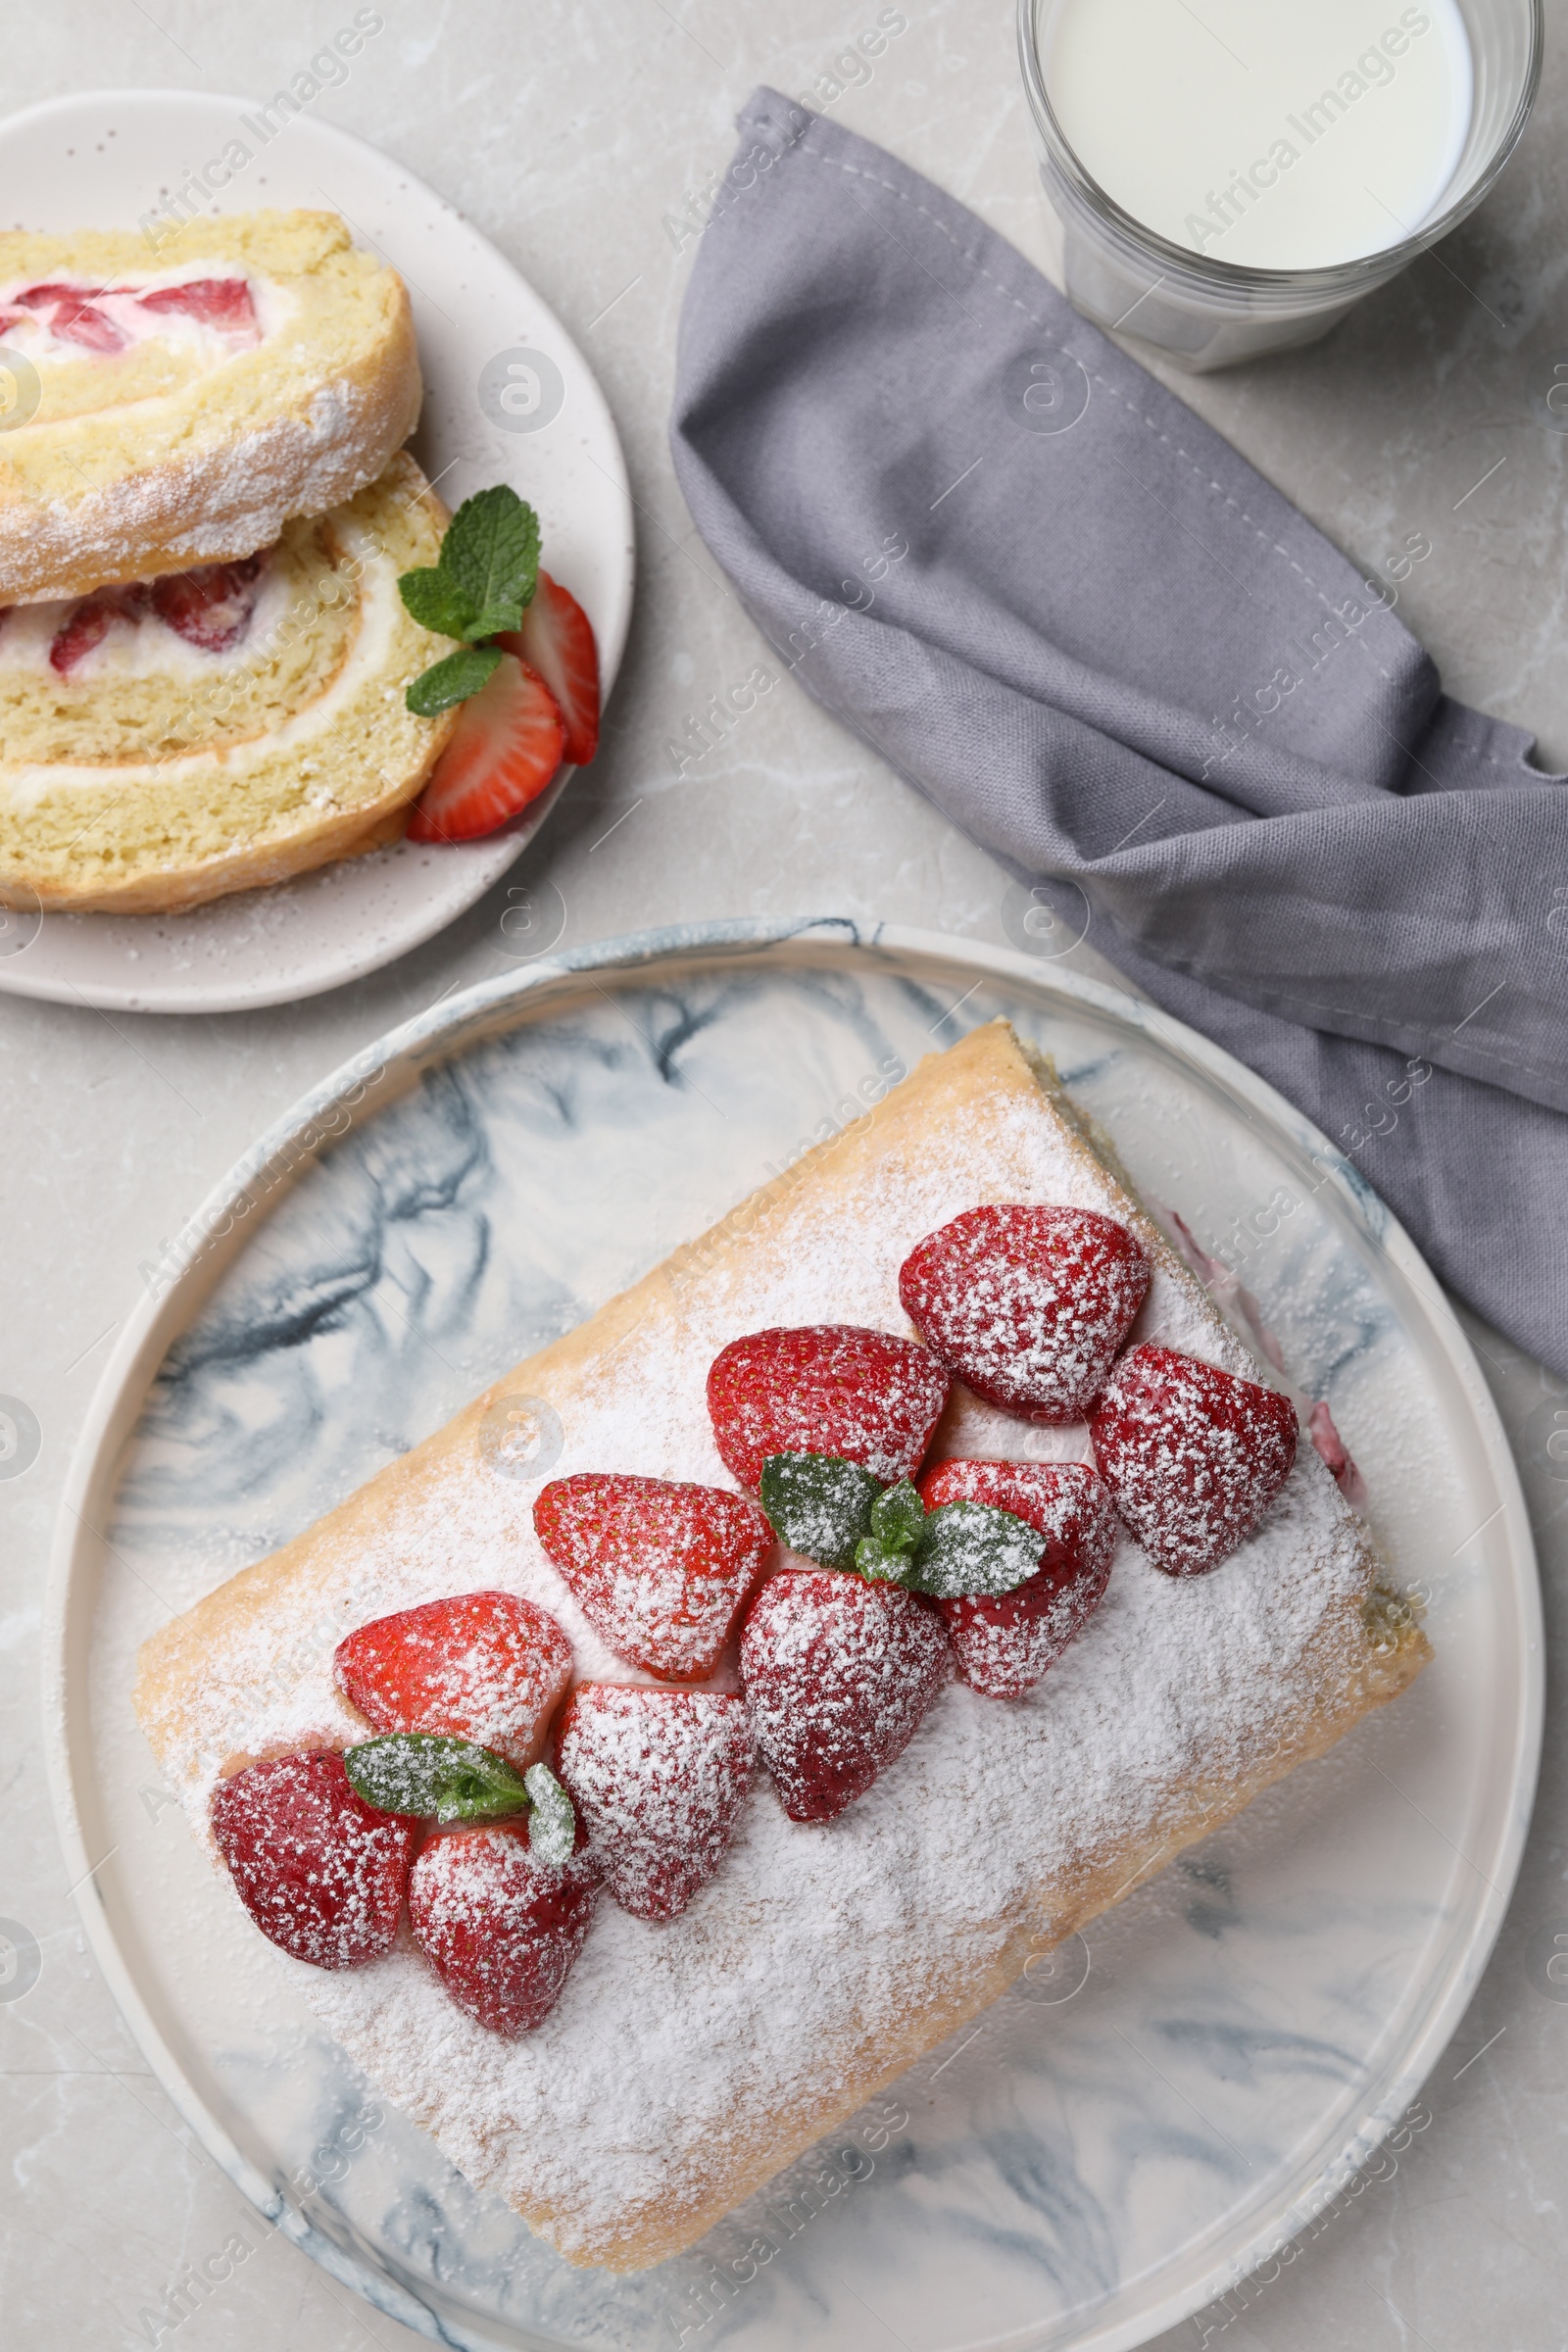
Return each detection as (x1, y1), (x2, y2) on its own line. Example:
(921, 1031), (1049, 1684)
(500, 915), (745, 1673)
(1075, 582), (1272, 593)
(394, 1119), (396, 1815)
(533, 1473), (772, 1681)
(556, 1684), (754, 1919)
(210, 1750), (416, 1970)
(740, 1569), (948, 1822)
(497, 570), (599, 767)
(407, 651), (565, 844)
(1089, 1343), (1298, 1576)
(900, 1205), (1151, 1423)
(707, 1325), (951, 1494)
(917, 1459), (1116, 1698)
(409, 1820), (598, 2034)
(138, 276), (258, 342)
(16, 283), (126, 354)
(333, 1590), (572, 1772)
(145, 554), (263, 652)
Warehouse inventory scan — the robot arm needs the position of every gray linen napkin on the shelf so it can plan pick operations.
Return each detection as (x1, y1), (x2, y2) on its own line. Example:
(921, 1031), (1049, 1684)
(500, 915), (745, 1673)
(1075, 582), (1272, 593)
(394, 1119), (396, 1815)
(670, 88), (1568, 1379)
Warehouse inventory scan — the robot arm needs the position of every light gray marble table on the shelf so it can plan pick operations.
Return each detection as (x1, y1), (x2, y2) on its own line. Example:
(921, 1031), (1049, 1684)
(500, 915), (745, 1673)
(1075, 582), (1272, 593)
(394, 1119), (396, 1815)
(4, 6), (1566, 2350)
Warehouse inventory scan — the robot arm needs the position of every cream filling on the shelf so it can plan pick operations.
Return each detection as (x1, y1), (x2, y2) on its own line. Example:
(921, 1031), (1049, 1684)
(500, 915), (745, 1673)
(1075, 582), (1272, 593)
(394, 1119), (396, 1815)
(0, 516), (405, 811)
(0, 559), (298, 683)
(0, 264), (288, 365)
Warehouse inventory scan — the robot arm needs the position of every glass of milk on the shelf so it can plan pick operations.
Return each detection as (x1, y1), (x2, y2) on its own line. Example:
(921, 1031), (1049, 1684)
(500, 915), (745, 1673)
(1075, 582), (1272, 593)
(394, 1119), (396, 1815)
(1018, 0), (1542, 369)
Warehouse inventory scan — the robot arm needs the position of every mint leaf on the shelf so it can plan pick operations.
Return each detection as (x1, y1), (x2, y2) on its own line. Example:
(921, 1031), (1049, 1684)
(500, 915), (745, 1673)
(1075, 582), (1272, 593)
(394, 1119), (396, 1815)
(399, 565), (482, 641)
(405, 642), (502, 715)
(760, 1451), (882, 1570)
(855, 1478), (927, 1581)
(523, 1762), (577, 1867)
(439, 485), (539, 634)
(901, 1500), (1044, 1599)
(343, 1734), (528, 1825)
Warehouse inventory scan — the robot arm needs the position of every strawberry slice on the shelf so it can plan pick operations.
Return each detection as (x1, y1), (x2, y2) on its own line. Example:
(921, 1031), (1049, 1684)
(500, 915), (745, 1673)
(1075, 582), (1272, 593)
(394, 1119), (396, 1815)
(49, 591), (138, 674)
(1090, 1343), (1298, 1576)
(409, 1820), (598, 2034)
(708, 1325), (951, 1495)
(407, 651), (565, 844)
(14, 284), (127, 354)
(740, 1569), (948, 1822)
(145, 554), (263, 652)
(210, 1751), (416, 1970)
(900, 1205), (1151, 1424)
(918, 1459), (1117, 1698)
(533, 1473), (772, 1681)
(137, 276), (259, 342)
(497, 570), (600, 767)
(14, 281), (94, 309)
(556, 1684), (754, 1919)
(334, 1591), (573, 1773)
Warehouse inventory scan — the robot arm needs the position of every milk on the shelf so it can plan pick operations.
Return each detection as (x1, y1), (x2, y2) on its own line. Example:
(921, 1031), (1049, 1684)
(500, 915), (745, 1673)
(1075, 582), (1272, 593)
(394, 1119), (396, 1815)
(1042, 0), (1473, 271)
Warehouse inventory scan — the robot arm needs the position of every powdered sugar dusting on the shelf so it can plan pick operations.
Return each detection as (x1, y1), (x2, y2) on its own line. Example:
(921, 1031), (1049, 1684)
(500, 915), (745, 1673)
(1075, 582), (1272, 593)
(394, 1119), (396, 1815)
(557, 1685), (754, 1919)
(144, 1028), (1388, 2266)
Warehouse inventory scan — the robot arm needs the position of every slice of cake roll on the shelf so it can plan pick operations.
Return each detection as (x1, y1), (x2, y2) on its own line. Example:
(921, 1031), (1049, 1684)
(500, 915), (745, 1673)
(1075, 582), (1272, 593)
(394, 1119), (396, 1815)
(0, 210), (419, 603)
(0, 453), (457, 912)
(134, 1022), (1429, 2270)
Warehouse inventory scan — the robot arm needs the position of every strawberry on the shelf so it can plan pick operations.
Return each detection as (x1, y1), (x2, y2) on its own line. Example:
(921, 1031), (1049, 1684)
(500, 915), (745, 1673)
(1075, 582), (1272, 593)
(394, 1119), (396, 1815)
(406, 651), (564, 843)
(210, 1751), (416, 1970)
(917, 1459), (1117, 1698)
(333, 1590), (572, 1772)
(739, 1569), (948, 1822)
(409, 1820), (598, 2034)
(144, 554), (263, 652)
(1089, 1343), (1298, 1576)
(532, 1473), (772, 1681)
(49, 592), (136, 674)
(137, 276), (259, 342)
(899, 1205), (1151, 1423)
(14, 281), (126, 354)
(555, 1684), (754, 1919)
(497, 570), (599, 766)
(707, 1325), (951, 1495)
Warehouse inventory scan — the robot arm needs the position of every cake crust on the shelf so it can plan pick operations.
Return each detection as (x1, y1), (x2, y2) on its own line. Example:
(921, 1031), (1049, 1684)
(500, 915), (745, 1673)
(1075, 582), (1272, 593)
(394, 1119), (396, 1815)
(134, 1021), (1429, 2270)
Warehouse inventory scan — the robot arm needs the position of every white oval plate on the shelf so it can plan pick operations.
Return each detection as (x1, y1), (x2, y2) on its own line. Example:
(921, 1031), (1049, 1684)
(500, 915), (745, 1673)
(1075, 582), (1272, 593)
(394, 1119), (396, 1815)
(0, 88), (634, 1014)
(45, 921), (1542, 2352)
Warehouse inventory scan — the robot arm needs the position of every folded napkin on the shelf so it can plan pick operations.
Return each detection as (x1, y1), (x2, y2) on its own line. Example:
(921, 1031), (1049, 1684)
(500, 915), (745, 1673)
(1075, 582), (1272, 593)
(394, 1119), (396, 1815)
(671, 88), (1568, 1380)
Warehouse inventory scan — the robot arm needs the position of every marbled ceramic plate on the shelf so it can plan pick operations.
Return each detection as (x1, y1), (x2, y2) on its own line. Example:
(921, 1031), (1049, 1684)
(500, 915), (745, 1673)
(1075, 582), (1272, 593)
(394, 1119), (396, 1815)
(0, 88), (633, 1014)
(46, 921), (1542, 2352)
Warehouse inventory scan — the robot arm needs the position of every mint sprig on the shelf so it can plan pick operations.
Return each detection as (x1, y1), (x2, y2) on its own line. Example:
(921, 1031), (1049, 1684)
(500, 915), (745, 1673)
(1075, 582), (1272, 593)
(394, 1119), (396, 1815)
(343, 1736), (578, 1861)
(855, 1480), (927, 1582)
(759, 1450), (1045, 1598)
(400, 483), (541, 715)
(760, 1451), (883, 1570)
(900, 1498), (1045, 1599)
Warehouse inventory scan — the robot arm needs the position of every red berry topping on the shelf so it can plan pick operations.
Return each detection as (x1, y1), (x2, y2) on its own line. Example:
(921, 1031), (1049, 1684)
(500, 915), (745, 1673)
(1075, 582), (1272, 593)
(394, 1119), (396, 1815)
(918, 1459), (1117, 1698)
(1089, 1343), (1298, 1576)
(497, 570), (600, 767)
(144, 554), (264, 652)
(708, 1325), (951, 1494)
(739, 1569), (948, 1822)
(409, 1822), (598, 2035)
(555, 1684), (754, 1920)
(407, 651), (565, 843)
(899, 1205), (1151, 1423)
(533, 1473), (772, 1681)
(210, 1751), (415, 1970)
(333, 1591), (572, 1772)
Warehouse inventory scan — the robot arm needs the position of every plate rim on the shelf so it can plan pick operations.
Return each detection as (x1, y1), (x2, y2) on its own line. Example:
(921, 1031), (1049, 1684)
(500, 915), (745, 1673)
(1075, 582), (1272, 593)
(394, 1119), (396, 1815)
(42, 914), (1546, 2352)
(0, 84), (635, 1017)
